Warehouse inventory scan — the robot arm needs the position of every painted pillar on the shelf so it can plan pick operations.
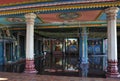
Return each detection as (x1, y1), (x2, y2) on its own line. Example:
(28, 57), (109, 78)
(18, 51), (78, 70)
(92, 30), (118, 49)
(24, 13), (37, 73)
(16, 33), (20, 59)
(80, 27), (89, 77)
(105, 7), (120, 78)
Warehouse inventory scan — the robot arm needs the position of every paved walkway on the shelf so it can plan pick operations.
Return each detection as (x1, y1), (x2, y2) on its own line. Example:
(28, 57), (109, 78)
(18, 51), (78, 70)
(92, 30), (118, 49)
(0, 72), (120, 81)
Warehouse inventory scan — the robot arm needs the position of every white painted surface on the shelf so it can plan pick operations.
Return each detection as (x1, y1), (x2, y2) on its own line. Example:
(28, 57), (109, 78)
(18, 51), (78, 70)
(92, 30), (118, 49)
(25, 13), (36, 60)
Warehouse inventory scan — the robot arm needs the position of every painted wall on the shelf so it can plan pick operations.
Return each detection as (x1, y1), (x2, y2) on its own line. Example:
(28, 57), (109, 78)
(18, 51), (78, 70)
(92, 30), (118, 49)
(88, 39), (102, 65)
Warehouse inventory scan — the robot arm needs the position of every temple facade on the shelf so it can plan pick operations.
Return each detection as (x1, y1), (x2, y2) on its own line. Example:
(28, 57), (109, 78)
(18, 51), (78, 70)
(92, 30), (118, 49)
(0, 0), (120, 78)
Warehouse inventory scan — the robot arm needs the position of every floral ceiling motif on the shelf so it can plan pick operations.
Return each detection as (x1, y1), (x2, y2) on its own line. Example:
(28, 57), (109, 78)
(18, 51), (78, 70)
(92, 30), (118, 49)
(6, 18), (24, 23)
(38, 10), (102, 23)
(59, 12), (80, 20)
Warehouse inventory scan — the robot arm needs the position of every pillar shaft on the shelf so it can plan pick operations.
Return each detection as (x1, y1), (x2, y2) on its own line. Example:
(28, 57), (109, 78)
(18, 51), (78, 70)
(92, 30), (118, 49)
(80, 27), (89, 77)
(81, 28), (88, 63)
(24, 13), (37, 73)
(16, 33), (20, 59)
(105, 7), (120, 78)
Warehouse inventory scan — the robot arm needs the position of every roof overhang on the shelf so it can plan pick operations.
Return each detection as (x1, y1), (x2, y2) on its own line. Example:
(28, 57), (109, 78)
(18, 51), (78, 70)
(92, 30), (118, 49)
(0, 0), (119, 16)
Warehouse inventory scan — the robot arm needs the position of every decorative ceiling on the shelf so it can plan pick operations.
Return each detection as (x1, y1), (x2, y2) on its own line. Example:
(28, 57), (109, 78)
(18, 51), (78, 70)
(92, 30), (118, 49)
(0, 0), (120, 38)
(1, 9), (120, 29)
(39, 10), (102, 23)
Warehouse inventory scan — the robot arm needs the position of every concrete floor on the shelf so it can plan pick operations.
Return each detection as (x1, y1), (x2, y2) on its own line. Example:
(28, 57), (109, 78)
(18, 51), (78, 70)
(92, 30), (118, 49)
(0, 72), (120, 81)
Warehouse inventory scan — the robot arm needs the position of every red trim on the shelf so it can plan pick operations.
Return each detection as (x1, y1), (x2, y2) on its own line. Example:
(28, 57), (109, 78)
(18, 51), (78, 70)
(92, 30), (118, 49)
(106, 60), (120, 78)
(0, 0), (116, 12)
(24, 59), (37, 73)
(0, 0), (30, 4)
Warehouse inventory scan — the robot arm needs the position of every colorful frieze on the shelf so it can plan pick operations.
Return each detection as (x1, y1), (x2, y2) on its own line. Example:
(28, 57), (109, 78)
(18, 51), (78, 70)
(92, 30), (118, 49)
(0, 1), (120, 16)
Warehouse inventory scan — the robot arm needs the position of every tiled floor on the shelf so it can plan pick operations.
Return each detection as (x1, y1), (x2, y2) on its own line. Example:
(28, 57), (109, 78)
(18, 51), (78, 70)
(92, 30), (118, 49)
(0, 72), (120, 81)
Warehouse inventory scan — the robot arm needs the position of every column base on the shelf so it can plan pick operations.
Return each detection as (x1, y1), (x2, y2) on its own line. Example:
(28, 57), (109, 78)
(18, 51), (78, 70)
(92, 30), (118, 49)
(106, 73), (120, 78)
(24, 59), (37, 74)
(80, 63), (89, 77)
(106, 60), (120, 78)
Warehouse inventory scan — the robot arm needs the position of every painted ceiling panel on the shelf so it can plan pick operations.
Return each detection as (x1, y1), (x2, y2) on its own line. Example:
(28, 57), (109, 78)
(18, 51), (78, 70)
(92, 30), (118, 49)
(118, 12), (120, 20)
(0, 15), (25, 25)
(38, 10), (102, 23)
(0, 0), (119, 30)
(76, 10), (102, 21)
(0, 15), (42, 28)
(97, 13), (106, 20)
(98, 11), (120, 20)
(0, 18), (10, 25)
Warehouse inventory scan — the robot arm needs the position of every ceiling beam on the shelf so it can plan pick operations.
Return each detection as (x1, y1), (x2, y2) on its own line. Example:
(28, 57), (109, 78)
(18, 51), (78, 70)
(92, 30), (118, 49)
(0, 1), (120, 16)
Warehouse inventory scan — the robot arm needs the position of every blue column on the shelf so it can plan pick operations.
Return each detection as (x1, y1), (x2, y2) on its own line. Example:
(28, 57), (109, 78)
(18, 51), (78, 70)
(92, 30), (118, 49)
(16, 33), (20, 59)
(79, 30), (82, 64)
(79, 27), (89, 77)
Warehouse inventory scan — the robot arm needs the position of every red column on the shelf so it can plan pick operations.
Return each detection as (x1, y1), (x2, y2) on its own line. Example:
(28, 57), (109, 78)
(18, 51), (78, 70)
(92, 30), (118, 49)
(107, 60), (119, 77)
(25, 59), (36, 73)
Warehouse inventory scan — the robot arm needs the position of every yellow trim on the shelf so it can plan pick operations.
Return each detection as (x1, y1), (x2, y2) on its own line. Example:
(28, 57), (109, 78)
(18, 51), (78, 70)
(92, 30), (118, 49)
(36, 15), (44, 23)
(0, 1), (120, 15)
(37, 15), (45, 23)
(95, 10), (104, 20)
(8, 23), (120, 30)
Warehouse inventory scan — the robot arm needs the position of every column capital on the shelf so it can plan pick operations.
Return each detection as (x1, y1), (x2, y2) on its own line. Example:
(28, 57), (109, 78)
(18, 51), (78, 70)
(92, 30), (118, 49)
(25, 13), (36, 19)
(25, 13), (36, 24)
(81, 27), (88, 36)
(105, 7), (119, 20)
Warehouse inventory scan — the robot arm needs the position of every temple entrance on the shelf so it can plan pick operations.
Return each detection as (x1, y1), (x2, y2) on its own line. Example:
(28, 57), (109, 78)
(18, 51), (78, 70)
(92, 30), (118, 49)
(36, 38), (79, 76)
(35, 36), (107, 77)
(64, 38), (78, 71)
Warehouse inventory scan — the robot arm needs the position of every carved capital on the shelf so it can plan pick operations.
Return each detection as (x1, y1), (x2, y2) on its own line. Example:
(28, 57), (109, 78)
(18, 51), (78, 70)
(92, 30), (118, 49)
(25, 13), (36, 25)
(105, 7), (119, 20)
(81, 27), (88, 37)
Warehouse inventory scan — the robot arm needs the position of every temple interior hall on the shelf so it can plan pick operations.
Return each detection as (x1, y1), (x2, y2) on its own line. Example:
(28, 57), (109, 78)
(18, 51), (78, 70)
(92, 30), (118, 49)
(0, 0), (120, 80)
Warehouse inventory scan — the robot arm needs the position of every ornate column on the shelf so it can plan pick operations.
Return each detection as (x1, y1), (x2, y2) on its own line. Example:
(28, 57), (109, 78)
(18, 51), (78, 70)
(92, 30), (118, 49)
(105, 7), (120, 78)
(80, 27), (89, 77)
(24, 13), (37, 73)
